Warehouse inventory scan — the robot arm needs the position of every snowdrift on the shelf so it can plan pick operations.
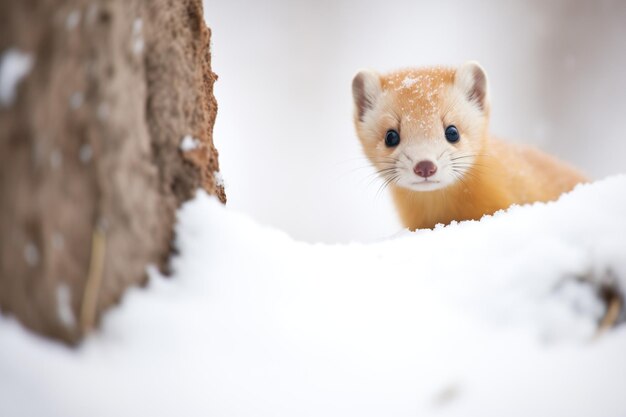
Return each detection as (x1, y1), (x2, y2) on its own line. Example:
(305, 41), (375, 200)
(1, 176), (626, 417)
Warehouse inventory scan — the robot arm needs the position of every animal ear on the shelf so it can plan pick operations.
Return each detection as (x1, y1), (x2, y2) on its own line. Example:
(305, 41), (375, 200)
(352, 70), (382, 122)
(455, 61), (488, 112)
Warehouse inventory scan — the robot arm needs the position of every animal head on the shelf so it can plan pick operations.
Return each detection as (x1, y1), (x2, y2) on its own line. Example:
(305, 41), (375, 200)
(352, 61), (490, 192)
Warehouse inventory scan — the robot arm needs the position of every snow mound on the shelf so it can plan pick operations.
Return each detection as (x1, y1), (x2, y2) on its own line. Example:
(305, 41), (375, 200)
(1, 176), (626, 417)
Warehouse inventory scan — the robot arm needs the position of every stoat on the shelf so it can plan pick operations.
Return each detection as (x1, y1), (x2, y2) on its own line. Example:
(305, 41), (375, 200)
(352, 61), (587, 230)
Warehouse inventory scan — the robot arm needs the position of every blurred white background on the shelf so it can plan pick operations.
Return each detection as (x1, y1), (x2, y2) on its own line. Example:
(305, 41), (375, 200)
(203, 0), (626, 244)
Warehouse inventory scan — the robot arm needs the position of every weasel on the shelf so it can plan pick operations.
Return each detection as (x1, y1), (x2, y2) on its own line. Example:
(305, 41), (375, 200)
(351, 61), (587, 230)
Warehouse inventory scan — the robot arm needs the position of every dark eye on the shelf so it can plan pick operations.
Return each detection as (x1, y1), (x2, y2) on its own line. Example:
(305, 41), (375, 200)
(385, 129), (400, 147)
(445, 125), (460, 143)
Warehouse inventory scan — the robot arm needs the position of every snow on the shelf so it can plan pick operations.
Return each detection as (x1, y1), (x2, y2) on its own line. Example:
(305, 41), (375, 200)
(213, 170), (224, 187)
(0, 48), (34, 107)
(390, 69), (447, 132)
(22, 243), (39, 267)
(131, 18), (144, 56)
(65, 10), (81, 31)
(132, 18), (143, 35)
(69, 91), (83, 109)
(180, 134), (201, 152)
(2, 176), (626, 416)
(401, 75), (419, 88)
(56, 285), (76, 329)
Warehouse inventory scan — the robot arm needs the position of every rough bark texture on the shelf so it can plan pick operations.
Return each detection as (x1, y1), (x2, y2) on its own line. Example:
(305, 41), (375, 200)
(0, 0), (225, 344)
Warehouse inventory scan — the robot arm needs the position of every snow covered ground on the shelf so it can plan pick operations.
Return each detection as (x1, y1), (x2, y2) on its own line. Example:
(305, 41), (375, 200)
(2, 176), (626, 417)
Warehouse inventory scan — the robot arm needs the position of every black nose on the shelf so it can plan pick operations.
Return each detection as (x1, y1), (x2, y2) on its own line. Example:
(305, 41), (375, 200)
(414, 160), (437, 178)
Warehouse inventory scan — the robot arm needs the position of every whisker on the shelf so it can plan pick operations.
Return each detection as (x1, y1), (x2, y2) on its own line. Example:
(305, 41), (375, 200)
(375, 175), (395, 199)
(451, 169), (471, 190)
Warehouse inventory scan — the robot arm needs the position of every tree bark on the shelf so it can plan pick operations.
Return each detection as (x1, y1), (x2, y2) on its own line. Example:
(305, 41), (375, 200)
(0, 0), (225, 344)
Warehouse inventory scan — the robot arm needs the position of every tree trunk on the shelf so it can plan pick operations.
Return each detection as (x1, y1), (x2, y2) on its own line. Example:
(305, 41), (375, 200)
(0, 0), (225, 344)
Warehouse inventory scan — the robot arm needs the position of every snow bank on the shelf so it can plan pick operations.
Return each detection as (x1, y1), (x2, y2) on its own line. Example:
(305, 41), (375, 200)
(1, 176), (626, 417)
